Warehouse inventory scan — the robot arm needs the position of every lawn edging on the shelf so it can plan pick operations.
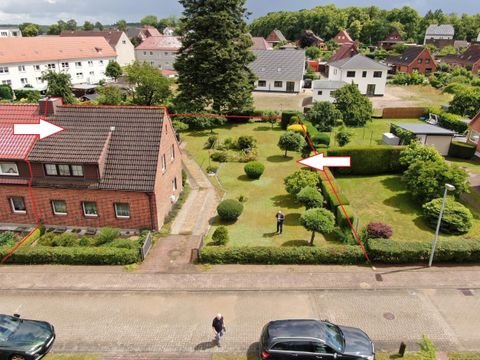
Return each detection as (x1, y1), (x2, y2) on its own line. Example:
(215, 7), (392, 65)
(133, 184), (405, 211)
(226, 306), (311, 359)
(200, 245), (365, 265)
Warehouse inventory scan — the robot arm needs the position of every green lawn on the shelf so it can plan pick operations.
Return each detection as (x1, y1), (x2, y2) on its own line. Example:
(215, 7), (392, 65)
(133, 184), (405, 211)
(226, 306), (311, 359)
(336, 174), (480, 242)
(446, 157), (480, 175)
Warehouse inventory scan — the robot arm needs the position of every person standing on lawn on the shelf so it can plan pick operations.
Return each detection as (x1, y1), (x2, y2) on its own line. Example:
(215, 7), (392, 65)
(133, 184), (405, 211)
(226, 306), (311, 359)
(276, 210), (285, 234)
(212, 313), (225, 346)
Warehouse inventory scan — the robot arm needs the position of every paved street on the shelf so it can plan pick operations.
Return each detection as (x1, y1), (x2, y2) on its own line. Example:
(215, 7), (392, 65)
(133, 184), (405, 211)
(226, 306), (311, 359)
(1, 288), (479, 356)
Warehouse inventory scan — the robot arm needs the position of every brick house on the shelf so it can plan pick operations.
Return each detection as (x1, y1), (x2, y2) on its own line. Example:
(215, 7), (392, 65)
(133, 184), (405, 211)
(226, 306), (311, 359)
(379, 29), (404, 50)
(329, 43), (359, 63)
(443, 44), (480, 74)
(0, 98), (182, 230)
(387, 46), (437, 74)
(265, 29), (287, 47)
(467, 111), (480, 154)
(333, 30), (353, 45)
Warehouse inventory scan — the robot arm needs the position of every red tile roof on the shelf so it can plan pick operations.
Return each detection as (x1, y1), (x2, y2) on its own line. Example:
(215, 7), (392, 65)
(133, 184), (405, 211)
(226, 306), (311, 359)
(329, 43), (358, 62)
(0, 104), (39, 159)
(60, 30), (125, 48)
(251, 37), (272, 50)
(0, 37), (116, 64)
(135, 36), (182, 51)
(334, 30), (353, 44)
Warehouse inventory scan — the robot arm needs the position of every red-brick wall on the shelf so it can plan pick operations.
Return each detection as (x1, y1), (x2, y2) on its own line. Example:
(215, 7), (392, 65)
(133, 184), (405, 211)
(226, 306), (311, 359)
(406, 49), (437, 74)
(152, 114), (183, 229)
(0, 185), (154, 229)
(30, 163), (99, 180)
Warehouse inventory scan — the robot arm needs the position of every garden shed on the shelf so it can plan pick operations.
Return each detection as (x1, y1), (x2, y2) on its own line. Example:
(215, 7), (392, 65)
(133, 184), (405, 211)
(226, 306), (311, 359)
(393, 123), (455, 156)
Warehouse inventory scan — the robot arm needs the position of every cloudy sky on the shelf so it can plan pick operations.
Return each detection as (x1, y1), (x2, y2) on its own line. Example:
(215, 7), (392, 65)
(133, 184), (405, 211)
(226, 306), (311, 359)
(0, 0), (479, 25)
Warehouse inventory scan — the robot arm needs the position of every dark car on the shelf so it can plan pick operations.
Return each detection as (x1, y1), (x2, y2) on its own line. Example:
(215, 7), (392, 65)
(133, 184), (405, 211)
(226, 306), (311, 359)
(259, 319), (374, 360)
(0, 314), (55, 360)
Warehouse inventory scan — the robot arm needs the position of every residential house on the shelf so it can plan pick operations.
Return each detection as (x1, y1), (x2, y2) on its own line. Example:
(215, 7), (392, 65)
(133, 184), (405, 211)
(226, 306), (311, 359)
(300, 30), (325, 49)
(424, 24), (455, 48)
(329, 43), (359, 63)
(249, 50), (305, 93)
(250, 36), (272, 50)
(379, 29), (404, 50)
(266, 29), (287, 47)
(162, 27), (175, 36)
(467, 111), (480, 155)
(333, 30), (353, 45)
(442, 44), (480, 74)
(126, 26), (162, 45)
(328, 54), (388, 96)
(386, 46), (437, 74)
(0, 98), (182, 230)
(312, 80), (347, 103)
(0, 37), (116, 90)
(60, 30), (135, 66)
(135, 36), (182, 71)
(392, 123), (454, 156)
(0, 27), (22, 37)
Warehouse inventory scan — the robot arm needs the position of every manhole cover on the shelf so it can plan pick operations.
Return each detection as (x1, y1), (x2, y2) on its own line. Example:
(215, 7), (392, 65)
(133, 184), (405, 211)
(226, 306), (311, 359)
(383, 312), (395, 320)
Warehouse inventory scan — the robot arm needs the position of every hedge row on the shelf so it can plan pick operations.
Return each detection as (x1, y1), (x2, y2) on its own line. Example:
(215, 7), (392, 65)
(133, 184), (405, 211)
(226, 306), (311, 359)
(438, 113), (468, 134)
(368, 238), (480, 263)
(327, 146), (406, 175)
(200, 245), (365, 265)
(448, 141), (476, 159)
(318, 168), (351, 226)
(0, 246), (139, 265)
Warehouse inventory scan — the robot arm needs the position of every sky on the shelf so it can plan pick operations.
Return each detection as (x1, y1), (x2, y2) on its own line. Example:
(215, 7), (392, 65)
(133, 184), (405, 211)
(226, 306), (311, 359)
(0, 0), (479, 25)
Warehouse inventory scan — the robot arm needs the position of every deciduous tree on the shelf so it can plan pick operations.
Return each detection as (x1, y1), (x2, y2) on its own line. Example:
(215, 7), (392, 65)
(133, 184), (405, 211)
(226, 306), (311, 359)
(41, 71), (75, 104)
(105, 60), (122, 81)
(305, 101), (342, 132)
(278, 131), (305, 157)
(333, 84), (372, 127)
(125, 62), (171, 106)
(300, 208), (335, 245)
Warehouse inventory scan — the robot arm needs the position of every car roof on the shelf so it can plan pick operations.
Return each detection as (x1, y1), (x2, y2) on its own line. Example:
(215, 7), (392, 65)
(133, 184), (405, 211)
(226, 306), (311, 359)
(267, 319), (325, 341)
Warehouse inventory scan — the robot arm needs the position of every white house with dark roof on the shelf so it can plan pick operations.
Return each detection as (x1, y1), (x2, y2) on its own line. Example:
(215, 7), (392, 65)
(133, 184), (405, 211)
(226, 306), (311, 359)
(312, 80), (347, 103)
(327, 54), (388, 96)
(424, 24), (455, 44)
(249, 50), (305, 93)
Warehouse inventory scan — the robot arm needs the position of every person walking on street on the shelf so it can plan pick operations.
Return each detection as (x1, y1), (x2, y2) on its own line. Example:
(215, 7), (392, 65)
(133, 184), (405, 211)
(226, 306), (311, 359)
(212, 313), (225, 347)
(276, 210), (285, 234)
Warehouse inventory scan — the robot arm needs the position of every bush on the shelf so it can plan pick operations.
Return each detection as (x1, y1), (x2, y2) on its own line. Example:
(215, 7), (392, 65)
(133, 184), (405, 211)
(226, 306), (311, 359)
(287, 124), (307, 134)
(212, 226), (229, 246)
(312, 133), (331, 146)
(217, 199), (244, 221)
(296, 186), (324, 209)
(95, 227), (121, 245)
(438, 112), (468, 134)
(204, 135), (218, 149)
(281, 111), (300, 130)
(368, 238), (480, 264)
(278, 131), (305, 157)
(366, 222), (393, 239)
(210, 151), (228, 163)
(236, 136), (256, 150)
(335, 126), (352, 147)
(0, 231), (14, 245)
(244, 161), (265, 179)
(318, 168), (350, 209)
(200, 245), (365, 264)
(38, 233), (78, 247)
(336, 205), (355, 228)
(206, 165), (218, 174)
(106, 239), (137, 249)
(305, 101), (342, 132)
(302, 120), (319, 138)
(327, 146), (406, 175)
(422, 198), (473, 234)
(448, 141), (476, 159)
(284, 169), (320, 195)
(390, 71), (428, 85)
(332, 226), (355, 245)
(79, 237), (93, 246)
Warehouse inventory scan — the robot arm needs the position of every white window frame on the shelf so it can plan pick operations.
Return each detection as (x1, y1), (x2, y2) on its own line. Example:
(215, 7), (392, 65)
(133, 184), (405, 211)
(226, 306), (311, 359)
(34, 65), (41, 71)
(0, 66), (9, 74)
(0, 163), (19, 176)
(20, 78), (28, 85)
(61, 62), (69, 69)
(82, 201), (98, 217)
(18, 65), (26, 72)
(47, 63), (56, 69)
(75, 61), (82, 68)
(52, 200), (67, 215)
(1, 80), (12, 85)
(114, 203), (130, 219)
(88, 60), (93, 67)
(10, 197), (26, 214)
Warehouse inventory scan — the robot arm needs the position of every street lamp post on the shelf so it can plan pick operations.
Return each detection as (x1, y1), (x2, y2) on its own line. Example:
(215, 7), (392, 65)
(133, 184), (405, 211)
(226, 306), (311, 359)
(428, 183), (456, 267)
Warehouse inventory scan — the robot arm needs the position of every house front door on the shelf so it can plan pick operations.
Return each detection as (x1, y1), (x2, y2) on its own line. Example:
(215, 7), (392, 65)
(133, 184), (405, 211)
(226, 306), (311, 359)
(366, 84), (376, 96)
(286, 81), (295, 93)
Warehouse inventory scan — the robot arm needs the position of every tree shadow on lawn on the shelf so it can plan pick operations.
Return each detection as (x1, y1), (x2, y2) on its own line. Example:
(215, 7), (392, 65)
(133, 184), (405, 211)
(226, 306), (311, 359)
(238, 174), (255, 182)
(253, 125), (275, 131)
(263, 232), (277, 238)
(208, 215), (238, 226)
(413, 215), (437, 233)
(267, 155), (293, 163)
(382, 193), (422, 216)
(282, 240), (310, 247)
(271, 194), (302, 209)
(380, 176), (407, 192)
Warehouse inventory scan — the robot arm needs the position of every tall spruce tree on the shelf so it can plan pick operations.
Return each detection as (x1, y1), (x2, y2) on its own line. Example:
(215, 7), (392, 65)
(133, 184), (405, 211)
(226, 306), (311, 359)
(174, 0), (256, 113)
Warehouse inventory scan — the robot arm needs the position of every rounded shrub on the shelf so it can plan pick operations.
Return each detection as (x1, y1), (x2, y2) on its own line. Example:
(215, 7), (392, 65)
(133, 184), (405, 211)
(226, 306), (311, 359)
(244, 161), (265, 179)
(287, 124), (307, 135)
(217, 199), (244, 221)
(366, 222), (393, 239)
(210, 151), (228, 163)
(212, 226), (229, 246)
(296, 186), (324, 209)
(236, 136), (256, 150)
(312, 133), (330, 146)
(95, 227), (121, 245)
(422, 198), (473, 234)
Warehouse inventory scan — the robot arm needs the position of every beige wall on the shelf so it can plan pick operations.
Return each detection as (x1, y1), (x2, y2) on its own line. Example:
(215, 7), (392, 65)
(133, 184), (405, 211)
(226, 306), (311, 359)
(425, 135), (453, 156)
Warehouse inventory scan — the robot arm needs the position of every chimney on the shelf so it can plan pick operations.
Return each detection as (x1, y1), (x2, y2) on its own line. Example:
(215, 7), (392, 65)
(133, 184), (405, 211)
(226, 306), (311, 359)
(38, 97), (63, 117)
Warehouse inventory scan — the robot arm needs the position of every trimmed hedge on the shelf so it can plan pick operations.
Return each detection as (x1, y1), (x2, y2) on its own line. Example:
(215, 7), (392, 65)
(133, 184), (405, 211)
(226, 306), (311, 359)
(0, 246), (139, 265)
(217, 199), (244, 221)
(244, 161), (265, 179)
(327, 146), (406, 175)
(448, 141), (476, 159)
(302, 120), (319, 138)
(336, 205), (355, 228)
(318, 168), (350, 209)
(438, 113), (468, 134)
(312, 133), (331, 146)
(368, 238), (480, 264)
(281, 111), (300, 130)
(200, 245), (365, 264)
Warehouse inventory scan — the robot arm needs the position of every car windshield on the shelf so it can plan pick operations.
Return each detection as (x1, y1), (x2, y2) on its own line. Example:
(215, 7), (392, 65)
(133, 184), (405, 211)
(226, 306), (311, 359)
(324, 322), (345, 352)
(0, 316), (21, 342)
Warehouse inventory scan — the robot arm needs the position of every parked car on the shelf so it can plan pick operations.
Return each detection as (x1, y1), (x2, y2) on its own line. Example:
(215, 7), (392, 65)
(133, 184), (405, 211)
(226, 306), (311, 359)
(259, 319), (374, 360)
(0, 314), (55, 360)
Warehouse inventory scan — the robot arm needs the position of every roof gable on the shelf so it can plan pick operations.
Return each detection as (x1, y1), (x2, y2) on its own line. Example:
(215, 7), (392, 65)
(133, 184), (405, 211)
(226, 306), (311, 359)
(249, 50), (305, 81)
(329, 43), (358, 62)
(266, 29), (286, 42)
(384, 29), (403, 42)
(251, 37), (272, 50)
(334, 30), (353, 44)
(387, 46), (429, 66)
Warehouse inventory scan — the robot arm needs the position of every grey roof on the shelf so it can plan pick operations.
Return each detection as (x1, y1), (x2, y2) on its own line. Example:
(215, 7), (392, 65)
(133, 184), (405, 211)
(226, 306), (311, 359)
(397, 123), (455, 135)
(328, 54), (389, 70)
(312, 80), (347, 90)
(425, 24), (455, 37)
(249, 50), (305, 82)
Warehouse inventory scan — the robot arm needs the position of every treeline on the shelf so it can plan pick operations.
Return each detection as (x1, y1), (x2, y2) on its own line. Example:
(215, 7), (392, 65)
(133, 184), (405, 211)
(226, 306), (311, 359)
(249, 5), (480, 45)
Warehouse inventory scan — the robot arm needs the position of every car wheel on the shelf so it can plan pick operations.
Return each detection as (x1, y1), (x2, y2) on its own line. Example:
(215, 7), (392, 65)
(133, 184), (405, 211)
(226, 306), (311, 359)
(10, 355), (26, 360)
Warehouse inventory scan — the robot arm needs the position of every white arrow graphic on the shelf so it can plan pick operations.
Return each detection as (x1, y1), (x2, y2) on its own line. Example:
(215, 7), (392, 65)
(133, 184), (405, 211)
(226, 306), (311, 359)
(297, 153), (351, 171)
(14, 119), (64, 140)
